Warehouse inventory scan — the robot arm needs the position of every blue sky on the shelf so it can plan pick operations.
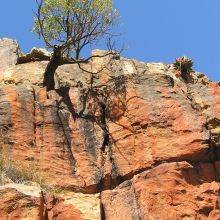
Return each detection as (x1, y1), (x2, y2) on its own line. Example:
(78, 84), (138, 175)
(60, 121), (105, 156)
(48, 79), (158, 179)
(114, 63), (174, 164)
(0, 0), (219, 81)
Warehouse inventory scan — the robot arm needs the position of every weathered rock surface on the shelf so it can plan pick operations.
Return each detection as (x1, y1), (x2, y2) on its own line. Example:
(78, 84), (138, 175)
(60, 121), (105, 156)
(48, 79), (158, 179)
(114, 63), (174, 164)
(0, 187), (39, 220)
(101, 162), (220, 220)
(0, 184), (100, 219)
(18, 47), (51, 64)
(0, 39), (219, 219)
(0, 38), (19, 73)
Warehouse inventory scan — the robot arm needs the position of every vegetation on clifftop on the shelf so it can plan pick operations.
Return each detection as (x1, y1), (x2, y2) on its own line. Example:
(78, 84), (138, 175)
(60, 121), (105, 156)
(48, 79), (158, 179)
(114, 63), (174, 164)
(33, 0), (120, 91)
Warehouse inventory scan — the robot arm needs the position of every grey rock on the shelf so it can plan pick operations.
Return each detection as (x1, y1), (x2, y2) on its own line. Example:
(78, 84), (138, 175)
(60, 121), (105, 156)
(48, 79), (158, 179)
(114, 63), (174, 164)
(0, 38), (20, 72)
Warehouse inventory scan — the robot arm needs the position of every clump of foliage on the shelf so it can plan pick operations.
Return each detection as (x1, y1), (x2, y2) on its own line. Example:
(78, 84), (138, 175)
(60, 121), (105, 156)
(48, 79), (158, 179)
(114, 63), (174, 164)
(173, 56), (194, 78)
(33, 0), (119, 92)
(33, 0), (118, 60)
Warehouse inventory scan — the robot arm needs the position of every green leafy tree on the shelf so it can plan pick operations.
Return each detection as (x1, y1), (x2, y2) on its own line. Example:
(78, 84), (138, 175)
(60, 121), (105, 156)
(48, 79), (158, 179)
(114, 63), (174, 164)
(34, 0), (118, 91)
(34, 0), (118, 59)
(33, 0), (122, 164)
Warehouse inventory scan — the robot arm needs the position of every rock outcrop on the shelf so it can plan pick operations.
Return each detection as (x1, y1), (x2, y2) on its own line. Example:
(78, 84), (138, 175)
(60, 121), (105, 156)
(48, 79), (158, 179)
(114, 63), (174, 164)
(18, 47), (51, 64)
(0, 38), (20, 73)
(0, 39), (219, 219)
(0, 184), (100, 219)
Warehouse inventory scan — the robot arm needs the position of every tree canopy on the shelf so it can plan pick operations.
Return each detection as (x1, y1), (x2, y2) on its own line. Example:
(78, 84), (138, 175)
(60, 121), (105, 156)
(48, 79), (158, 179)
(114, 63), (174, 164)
(34, 0), (118, 59)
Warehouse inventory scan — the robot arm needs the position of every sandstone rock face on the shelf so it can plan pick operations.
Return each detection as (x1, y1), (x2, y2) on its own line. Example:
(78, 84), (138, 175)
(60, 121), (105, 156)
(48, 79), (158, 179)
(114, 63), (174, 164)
(0, 39), (219, 219)
(0, 188), (39, 220)
(101, 162), (220, 220)
(0, 184), (99, 219)
(0, 38), (19, 73)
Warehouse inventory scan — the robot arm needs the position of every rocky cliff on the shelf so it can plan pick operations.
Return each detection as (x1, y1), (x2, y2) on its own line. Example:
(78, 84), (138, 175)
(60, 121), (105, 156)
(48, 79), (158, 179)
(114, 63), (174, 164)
(0, 38), (219, 219)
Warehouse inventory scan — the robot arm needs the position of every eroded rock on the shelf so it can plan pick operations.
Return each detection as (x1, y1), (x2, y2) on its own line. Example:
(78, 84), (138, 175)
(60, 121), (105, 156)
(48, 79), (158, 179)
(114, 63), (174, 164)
(101, 162), (220, 220)
(0, 185), (100, 220)
(18, 47), (51, 64)
(0, 41), (219, 219)
(0, 38), (19, 73)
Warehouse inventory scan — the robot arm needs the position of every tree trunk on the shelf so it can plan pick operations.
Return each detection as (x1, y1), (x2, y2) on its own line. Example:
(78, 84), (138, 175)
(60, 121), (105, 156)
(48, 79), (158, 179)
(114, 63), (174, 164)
(43, 46), (62, 91)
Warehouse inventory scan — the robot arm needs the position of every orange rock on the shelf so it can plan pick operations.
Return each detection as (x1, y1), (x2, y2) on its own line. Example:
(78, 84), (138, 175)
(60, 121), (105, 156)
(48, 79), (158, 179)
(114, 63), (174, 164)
(0, 187), (92, 220)
(0, 188), (39, 219)
(0, 59), (218, 191)
(101, 162), (220, 220)
(0, 43), (219, 218)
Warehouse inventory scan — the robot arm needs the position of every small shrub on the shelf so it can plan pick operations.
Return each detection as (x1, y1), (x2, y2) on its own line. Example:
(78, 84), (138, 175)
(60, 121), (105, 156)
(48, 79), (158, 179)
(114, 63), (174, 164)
(173, 56), (194, 79)
(0, 146), (46, 188)
(0, 143), (61, 193)
(5, 162), (44, 185)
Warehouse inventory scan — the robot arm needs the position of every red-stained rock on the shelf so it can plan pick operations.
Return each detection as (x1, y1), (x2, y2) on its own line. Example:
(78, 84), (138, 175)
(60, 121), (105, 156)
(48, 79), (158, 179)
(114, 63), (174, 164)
(0, 69), (215, 191)
(101, 162), (220, 220)
(0, 40), (219, 219)
(49, 203), (82, 220)
(43, 194), (84, 220)
(0, 186), (99, 220)
(0, 188), (39, 219)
